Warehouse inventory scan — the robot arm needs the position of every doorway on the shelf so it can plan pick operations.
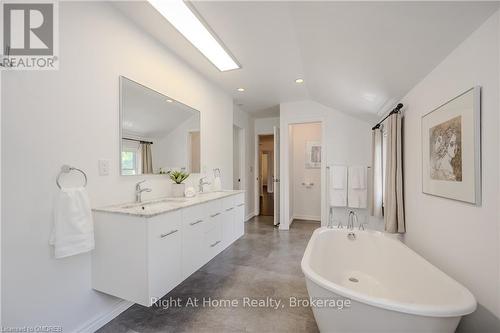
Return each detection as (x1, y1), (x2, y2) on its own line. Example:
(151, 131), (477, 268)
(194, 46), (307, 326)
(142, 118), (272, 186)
(233, 125), (245, 191)
(258, 134), (274, 216)
(288, 122), (322, 226)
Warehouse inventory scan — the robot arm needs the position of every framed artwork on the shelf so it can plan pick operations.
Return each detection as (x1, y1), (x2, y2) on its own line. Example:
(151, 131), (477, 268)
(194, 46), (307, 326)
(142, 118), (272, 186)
(421, 86), (481, 204)
(306, 141), (321, 169)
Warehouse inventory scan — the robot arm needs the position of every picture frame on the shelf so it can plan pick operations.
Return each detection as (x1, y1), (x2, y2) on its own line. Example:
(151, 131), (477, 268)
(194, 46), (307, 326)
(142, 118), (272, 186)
(421, 86), (481, 204)
(305, 141), (321, 169)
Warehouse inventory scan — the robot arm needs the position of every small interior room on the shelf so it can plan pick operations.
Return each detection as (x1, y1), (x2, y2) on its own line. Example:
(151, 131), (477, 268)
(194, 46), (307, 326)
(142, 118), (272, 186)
(289, 122), (322, 226)
(2, 1), (500, 332)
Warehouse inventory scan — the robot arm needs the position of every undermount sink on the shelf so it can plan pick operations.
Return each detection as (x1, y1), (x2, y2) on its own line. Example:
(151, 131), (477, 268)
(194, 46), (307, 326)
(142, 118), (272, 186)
(119, 198), (187, 210)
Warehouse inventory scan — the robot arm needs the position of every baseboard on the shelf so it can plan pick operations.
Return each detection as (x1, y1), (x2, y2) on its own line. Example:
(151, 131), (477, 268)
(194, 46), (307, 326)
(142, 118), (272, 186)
(76, 299), (133, 333)
(292, 215), (321, 222)
(245, 212), (255, 222)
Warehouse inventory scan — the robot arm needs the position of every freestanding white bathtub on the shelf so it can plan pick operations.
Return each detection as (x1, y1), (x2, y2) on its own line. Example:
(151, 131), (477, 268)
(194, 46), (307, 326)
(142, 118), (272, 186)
(301, 227), (476, 333)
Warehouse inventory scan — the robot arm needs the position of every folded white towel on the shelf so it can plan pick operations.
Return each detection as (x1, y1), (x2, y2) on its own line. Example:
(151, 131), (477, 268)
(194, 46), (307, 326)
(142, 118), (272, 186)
(49, 187), (94, 259)
(332, 165), (347, 189)
(329, 166), (347, 207)
(349, 166), (367, 189)
(348, 166), (368, 208)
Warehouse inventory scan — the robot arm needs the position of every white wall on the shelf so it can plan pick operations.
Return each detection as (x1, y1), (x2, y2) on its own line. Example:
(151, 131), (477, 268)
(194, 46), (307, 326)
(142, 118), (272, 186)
(291, 123), (322, 221)
(1, 2), (233, 331)
(279, 100), (373, 230)
(401, 12), (500, 331)
(233, 106), (255, 220)
(254, 116), (279, 135)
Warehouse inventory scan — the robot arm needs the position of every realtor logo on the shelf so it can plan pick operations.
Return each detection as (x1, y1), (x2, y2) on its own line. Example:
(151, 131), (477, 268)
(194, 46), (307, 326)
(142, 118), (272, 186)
(2, 1), (58, 70)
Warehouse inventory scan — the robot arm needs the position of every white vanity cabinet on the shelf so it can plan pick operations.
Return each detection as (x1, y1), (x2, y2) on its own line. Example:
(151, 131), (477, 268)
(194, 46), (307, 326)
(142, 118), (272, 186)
(181, 203), (207, 279)
(92, 191), (245, 307)
(234, 194), (245, 240)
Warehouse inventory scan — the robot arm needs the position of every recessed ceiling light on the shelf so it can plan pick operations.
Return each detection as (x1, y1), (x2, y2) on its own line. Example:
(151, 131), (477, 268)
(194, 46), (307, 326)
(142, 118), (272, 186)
(166, 99), (173, 103)
(237, 88), (245, 92)
(148, 0), (240, 72)
(295, 78), (304, 84)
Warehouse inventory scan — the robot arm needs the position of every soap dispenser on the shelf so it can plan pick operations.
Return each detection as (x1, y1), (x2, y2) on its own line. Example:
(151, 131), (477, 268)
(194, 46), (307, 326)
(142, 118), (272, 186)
(213, 168), (222, 191)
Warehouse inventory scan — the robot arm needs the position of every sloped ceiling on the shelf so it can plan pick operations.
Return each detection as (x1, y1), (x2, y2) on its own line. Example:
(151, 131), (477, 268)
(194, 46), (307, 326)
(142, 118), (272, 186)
(114, 1), (498, 121)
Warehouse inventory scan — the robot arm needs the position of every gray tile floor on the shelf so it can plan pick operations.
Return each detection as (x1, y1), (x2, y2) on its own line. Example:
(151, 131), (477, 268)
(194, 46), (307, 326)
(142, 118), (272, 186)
(98, 216), (320, 333)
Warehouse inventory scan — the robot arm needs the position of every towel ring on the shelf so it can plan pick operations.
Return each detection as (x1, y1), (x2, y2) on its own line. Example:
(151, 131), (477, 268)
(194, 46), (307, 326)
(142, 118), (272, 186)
(56, 165), (87, 189)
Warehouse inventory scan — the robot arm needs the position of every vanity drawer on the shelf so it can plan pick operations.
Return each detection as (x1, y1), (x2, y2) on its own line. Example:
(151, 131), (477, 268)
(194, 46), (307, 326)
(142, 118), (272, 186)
(182, 203), (206, 226)
(205, 224), (222, 258)
(148, 211), (182, 239)
(206, 199), (223, 218)
(234, 193), (245, 207)
(221, 196), (235, 211)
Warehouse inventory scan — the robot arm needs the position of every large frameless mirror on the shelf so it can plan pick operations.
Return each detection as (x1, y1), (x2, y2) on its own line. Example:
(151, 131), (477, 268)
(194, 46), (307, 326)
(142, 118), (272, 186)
(119, 76), (201, 176)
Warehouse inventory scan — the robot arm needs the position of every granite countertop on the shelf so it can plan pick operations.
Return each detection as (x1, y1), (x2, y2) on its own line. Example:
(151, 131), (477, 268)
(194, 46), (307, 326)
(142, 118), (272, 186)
(93, 190), (245, 218)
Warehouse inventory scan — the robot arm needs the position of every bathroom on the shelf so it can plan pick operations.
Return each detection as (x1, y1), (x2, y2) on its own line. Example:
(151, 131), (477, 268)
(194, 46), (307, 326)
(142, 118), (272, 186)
(1, 1), (500, 332)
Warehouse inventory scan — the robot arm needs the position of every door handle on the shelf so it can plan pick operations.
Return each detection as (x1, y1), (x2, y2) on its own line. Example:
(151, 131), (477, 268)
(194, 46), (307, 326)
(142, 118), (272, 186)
(237, 203), (244, 207)
(160, 229), (178, 238)
(210, 240), (221, 247)
(210, 212), (221, 218)
(225, 207), (234, 211)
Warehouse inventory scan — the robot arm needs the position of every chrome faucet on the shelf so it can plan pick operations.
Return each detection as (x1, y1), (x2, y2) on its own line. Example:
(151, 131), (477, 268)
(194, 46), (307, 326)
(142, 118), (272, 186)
(347, 210), (358, 231)
(198, 176), (211, 193)
(135, 180), (152, 203)
(327, 208), (334, 229)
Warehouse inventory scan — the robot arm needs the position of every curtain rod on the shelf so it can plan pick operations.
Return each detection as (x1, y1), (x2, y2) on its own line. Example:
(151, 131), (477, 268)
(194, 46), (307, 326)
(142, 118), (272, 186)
(371, 103), (404, 130)
(122, 137), (153, 145)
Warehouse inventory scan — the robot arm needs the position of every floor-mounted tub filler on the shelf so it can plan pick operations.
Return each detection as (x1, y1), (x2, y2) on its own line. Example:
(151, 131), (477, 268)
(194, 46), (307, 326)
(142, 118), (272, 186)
(301, 228), (476, 333)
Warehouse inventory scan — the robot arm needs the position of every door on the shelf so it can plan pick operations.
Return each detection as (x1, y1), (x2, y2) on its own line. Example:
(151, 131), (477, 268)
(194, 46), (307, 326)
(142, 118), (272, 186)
(233, 126), (241, 190)
(273, 126), (280, 226)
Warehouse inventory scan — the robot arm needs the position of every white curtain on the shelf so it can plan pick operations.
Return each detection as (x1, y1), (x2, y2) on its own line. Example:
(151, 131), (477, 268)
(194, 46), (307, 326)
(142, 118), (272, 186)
(384, 113), (405, 233)
(369, 129), (383, 217)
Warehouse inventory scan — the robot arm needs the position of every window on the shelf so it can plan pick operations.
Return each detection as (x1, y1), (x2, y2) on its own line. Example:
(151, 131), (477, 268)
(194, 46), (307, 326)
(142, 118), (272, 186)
(121, 150), (137, 175)
(121, 140), (142, 175)
(371, 125), (386, 217)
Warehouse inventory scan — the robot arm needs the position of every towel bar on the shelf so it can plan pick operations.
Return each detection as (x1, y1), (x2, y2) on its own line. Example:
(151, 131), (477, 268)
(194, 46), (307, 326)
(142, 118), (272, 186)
(56, 165), (88, 189)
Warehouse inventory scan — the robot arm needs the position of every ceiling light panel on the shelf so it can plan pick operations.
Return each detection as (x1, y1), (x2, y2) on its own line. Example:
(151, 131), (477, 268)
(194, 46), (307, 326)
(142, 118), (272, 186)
(148, 0), (240, 72)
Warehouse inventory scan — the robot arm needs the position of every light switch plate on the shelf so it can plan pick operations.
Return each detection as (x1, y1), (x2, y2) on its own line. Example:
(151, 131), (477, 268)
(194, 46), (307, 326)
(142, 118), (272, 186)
(98, 159), (110, 176)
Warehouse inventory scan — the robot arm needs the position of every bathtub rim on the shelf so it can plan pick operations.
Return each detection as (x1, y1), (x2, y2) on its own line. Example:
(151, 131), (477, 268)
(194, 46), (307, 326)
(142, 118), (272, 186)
(301, 227), (477, 318)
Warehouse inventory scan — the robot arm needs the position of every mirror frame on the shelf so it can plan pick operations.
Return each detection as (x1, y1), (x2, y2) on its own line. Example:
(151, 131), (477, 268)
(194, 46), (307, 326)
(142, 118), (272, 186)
(119, 75), (202, 176)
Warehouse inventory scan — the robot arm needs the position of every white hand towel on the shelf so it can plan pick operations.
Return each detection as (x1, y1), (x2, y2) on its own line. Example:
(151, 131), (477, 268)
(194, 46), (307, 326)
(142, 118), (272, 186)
(329, 166), (347, 207)
(348, 166), (368, 208)
(349, 166), (367, 189)
(332, 165), (347, 189)
(49, 188), (94, 259)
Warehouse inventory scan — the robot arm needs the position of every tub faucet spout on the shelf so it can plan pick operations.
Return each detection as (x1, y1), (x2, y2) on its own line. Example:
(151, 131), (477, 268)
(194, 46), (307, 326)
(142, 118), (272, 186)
(347, 210), (358, 231)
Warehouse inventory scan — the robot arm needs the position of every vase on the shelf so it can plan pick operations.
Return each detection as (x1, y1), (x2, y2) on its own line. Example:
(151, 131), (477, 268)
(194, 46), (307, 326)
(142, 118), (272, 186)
(171, 183), (185, 197)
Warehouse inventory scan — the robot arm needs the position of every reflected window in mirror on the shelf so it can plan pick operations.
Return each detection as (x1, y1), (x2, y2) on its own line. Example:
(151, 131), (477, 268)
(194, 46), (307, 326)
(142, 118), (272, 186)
(120, 76), (201, 176)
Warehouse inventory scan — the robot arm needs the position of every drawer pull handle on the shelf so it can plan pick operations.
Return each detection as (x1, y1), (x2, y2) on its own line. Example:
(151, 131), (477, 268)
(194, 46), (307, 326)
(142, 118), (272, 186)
(160, 230), (178, 238)
(210, 240), (221, 247)
(225, 207), (234, 211)
(237, 203), (244, 207)
(210, 213), (221, 218)
(190, 219), (203, 226)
